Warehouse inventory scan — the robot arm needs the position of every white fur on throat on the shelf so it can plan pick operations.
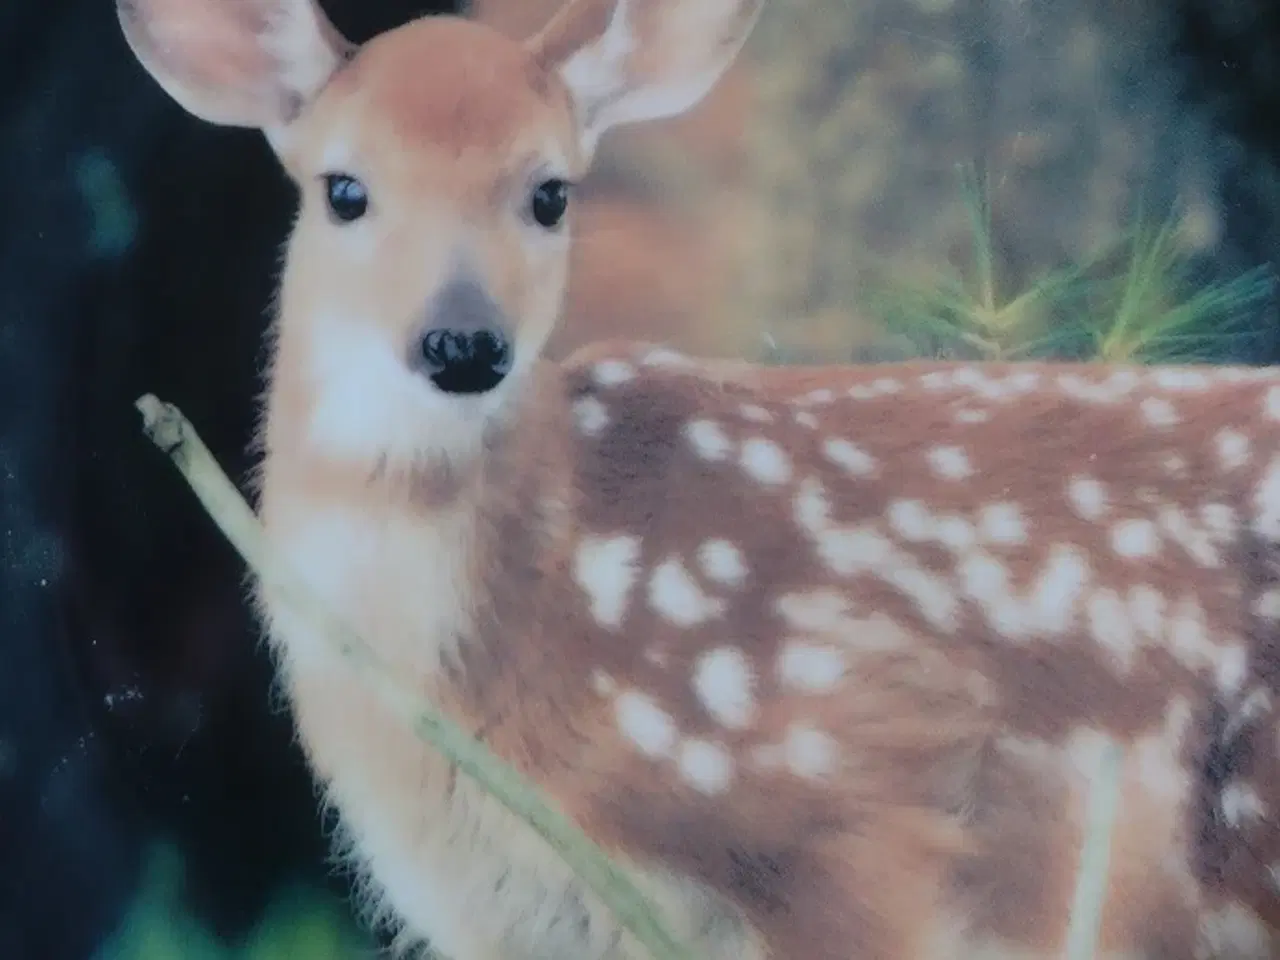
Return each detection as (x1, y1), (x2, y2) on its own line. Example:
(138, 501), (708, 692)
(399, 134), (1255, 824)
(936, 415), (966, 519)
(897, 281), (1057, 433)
(303, 310), (512, 469)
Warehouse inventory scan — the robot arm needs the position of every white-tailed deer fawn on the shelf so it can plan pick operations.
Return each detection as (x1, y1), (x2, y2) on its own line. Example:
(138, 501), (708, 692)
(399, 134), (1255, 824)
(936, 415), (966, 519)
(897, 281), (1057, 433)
(118, 0), (1280, 957)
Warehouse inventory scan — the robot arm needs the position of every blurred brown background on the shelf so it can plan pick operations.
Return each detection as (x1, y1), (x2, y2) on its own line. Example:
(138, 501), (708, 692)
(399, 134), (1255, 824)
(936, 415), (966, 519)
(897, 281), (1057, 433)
(481, 0), (1280, 364)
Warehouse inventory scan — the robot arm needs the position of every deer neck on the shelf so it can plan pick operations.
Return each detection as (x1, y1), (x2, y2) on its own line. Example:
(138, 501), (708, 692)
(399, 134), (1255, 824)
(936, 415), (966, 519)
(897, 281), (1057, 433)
(255, 349), (578, 697)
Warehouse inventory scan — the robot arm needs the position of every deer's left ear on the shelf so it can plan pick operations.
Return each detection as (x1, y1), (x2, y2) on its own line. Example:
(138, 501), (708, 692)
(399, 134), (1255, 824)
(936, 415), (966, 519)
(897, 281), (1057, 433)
(527, 0), (763, 162)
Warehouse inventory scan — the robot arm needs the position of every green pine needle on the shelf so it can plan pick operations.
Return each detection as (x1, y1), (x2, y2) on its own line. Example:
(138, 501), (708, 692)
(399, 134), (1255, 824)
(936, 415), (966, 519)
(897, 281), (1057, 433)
(866, 165), (1275, 366)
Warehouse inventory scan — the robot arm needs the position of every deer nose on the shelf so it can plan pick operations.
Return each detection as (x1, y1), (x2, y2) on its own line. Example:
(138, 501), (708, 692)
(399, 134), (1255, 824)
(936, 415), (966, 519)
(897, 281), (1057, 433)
(418, 327), (512, 394)
(415, 273), (513, 395)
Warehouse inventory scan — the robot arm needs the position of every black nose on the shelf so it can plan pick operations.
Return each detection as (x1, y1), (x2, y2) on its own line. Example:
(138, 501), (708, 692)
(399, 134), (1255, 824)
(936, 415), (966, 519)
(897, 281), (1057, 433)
(419, 327), (512, 394)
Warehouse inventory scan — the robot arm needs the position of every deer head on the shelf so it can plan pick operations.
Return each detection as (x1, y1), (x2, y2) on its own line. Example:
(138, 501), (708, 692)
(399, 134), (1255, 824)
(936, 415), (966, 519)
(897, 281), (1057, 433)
(117, 0), (762, 472)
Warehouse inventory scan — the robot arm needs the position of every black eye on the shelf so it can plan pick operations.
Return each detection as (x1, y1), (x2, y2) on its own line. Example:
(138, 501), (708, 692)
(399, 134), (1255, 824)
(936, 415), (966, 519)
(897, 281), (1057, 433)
(529, 178), (569, 229)
(323, 173), (368, 223)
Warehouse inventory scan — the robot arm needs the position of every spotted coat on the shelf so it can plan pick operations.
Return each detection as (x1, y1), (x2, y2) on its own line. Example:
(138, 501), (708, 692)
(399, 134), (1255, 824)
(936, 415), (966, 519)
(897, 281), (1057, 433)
(496, 342), (1280, 960)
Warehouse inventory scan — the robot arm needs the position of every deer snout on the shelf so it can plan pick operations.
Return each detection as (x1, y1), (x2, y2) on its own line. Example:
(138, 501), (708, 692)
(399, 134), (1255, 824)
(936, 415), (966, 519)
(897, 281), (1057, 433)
(414, 275), (513, 395)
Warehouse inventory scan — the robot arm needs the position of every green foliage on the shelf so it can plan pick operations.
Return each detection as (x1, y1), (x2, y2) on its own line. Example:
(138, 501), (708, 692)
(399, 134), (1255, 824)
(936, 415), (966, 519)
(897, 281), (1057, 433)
(94, 843), (375, 960)
(865, 166), (1276, 365)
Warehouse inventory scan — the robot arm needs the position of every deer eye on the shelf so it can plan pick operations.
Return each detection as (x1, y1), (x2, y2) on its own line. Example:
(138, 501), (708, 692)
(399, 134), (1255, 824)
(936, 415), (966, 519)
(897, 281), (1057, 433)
(529, 178), (569, 229)
(323, 173), (368, 223)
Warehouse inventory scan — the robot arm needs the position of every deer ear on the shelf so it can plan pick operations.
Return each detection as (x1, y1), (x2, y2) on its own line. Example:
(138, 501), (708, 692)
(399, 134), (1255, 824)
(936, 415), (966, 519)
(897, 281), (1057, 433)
(116, 0), (353, 137)
(528, 0), (763, 162)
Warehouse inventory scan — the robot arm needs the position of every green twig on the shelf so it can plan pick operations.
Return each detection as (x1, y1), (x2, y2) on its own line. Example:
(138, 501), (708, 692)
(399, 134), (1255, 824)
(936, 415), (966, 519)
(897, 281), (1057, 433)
(134, 394), (693, 960)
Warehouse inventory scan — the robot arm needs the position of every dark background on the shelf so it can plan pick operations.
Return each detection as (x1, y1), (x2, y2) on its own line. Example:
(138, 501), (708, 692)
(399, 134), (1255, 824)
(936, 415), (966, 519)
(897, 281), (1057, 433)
(0, 0), (1277, 958)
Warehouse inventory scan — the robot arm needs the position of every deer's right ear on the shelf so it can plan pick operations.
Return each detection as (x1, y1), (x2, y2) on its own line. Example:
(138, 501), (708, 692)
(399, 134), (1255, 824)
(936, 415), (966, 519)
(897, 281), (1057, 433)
(528, 0), (763, 163)
(116, 0), (353, 135)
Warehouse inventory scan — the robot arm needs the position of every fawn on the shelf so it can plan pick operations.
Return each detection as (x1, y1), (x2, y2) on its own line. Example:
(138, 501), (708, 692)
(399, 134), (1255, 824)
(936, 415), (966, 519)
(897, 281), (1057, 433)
(118, 0), (1280, 956)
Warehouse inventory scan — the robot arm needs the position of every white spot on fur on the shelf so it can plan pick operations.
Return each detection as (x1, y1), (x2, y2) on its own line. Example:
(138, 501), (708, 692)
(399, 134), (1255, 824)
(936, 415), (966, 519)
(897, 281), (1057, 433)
(1252, 455), (1280, 539)
(793, 477), (832, 535)
(955, 408), (991, 424)
(885, 566), (959, 630)
(927, 445), (973, 480)
(959, 545), (1090, 640)
(592, 359), (635, 386)
(815, 524), (891, 569)
(1057, 370), (1140, 403)
(574, 535), (642, 629)
(1064, 476), (1105, 519)
(591, 669), (616, 696)
(936, 516), (977, 552)
(678, 739), (734, 794)
(1214, 644), (1249, 698)
(886, 500), (932, 542)
(1130, 699), (1193, 804)
(684, 419), (732, 461)
(822, 438), (877, 476)
(777, 641), (847, 692)
(774, 589), (852, 633)
(885, 504), (980, 553)
(649, 557), (725, 627)
(978, 502), (1028, 545)
(639, 346), (694, 369)
(782, 725), (840, 780)
(1266, 386), (1280, 421)
(1140, 396), (1179, 427)
(573, 396), (610, 436)
(794, 388), (835, 406)
(1216, 428), (1251, 471)
(1152, 369), (1211, 391)
(1218, 783), (1259, 829)
(692, 647), (756, 729)
(1112, 519), (1160, 558)
(1166, 596), (1216, 674)
(793, 480), (958, 630)
(740, 437), (792, 485)
(774, 592), (909, 654)
(872, 377), (901, 394)
(1254, 589), (1280, 620)
(793, 411), (819, 429)
(1227, 688), (1272, 740)
(1197, 903), (1273, 960)
(1200, 503), (1238, 542)
(697, 539), (748, 587)
(615, 691), (677, 758)
(1156, 504), (1222, 568)
(1087, 588), (1137, 670)
(740, 404), (773, 423)
(1128, 585), (1166, 640)
(1030, 546), (1091, 635)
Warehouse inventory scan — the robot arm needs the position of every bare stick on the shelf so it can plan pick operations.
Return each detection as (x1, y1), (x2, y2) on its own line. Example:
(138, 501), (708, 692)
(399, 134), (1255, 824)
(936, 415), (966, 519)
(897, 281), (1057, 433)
(134, 394), (693, 960)
(1062, 738), (1124, 960)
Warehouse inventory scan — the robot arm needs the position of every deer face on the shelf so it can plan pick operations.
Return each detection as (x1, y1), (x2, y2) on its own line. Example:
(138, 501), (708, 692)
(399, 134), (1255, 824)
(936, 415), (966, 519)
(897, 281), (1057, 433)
(270, 19), (583, 467)
(116, 0), (763, 472)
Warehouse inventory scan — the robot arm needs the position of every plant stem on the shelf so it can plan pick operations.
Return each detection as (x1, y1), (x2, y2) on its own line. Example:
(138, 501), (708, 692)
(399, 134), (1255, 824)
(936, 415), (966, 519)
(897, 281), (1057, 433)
(1062, 737), (1124, 960)
(134, 394), (693, 960)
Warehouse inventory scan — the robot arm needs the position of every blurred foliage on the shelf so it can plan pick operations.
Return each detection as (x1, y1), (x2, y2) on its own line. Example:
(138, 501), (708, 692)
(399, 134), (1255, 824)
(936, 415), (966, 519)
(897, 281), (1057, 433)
(729, 0), (1280, 367)
(73, 148), (138, 261)
(861, 166), (1276, 366)
(94, 843), (374, 960)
